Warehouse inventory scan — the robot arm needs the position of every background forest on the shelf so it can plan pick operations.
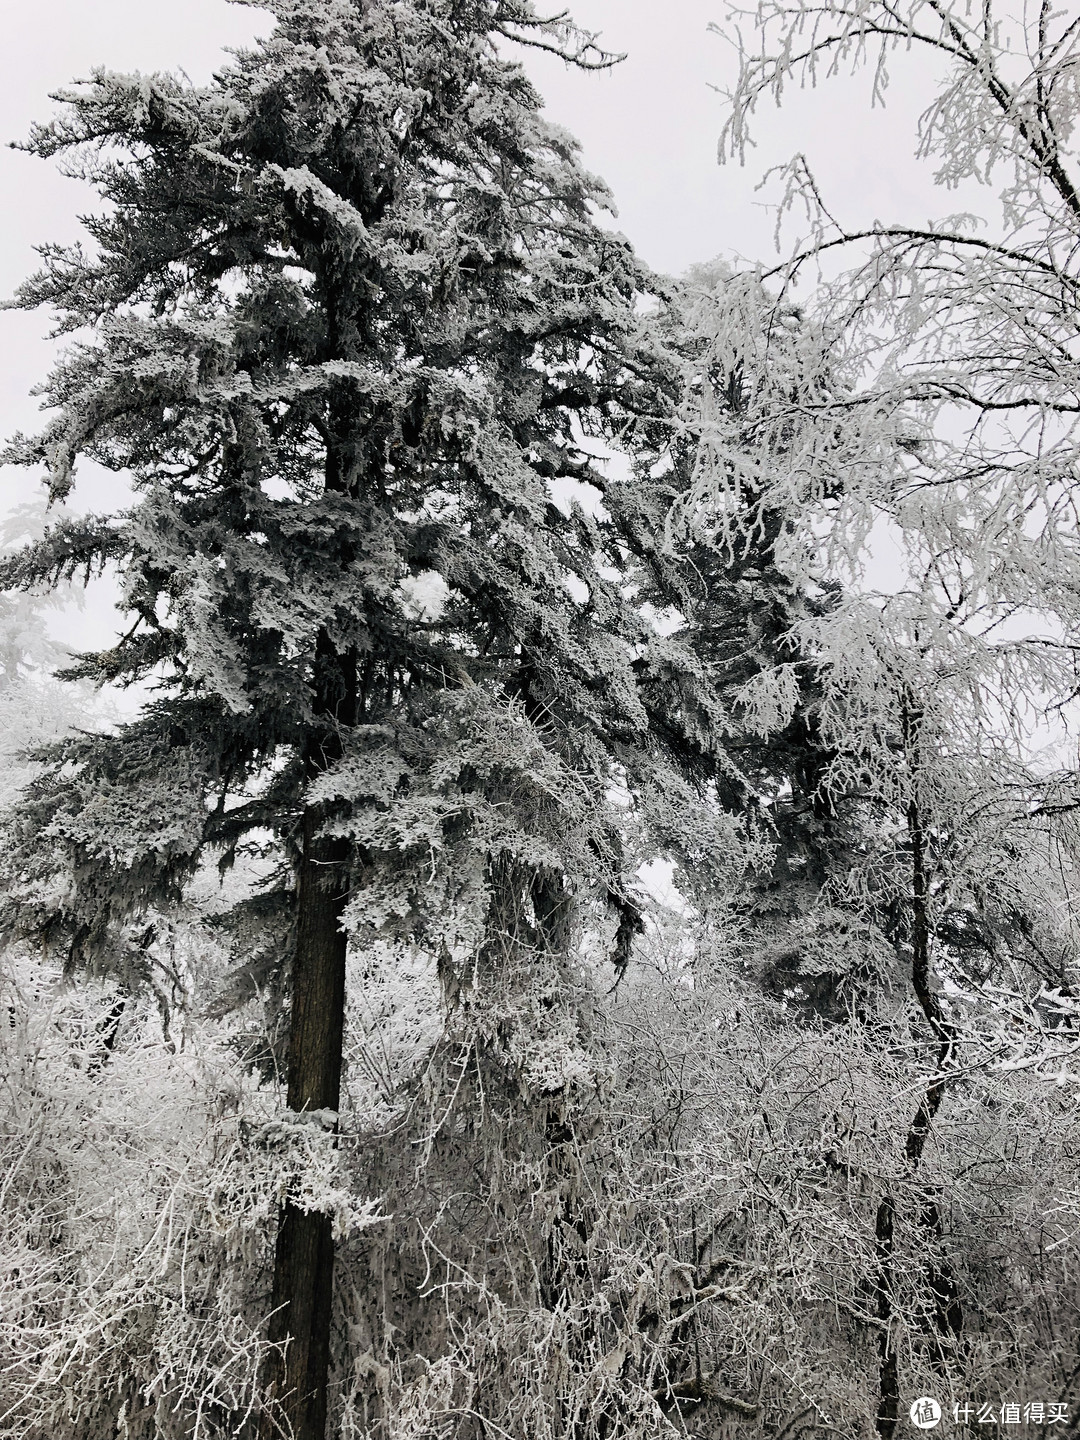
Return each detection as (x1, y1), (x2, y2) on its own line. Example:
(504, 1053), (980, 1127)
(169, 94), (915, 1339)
(3, 2), (1080, 1438)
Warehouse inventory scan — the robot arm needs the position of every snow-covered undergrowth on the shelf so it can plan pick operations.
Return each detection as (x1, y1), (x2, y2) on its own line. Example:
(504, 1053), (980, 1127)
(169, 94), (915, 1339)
(0, 943), (378, 1440)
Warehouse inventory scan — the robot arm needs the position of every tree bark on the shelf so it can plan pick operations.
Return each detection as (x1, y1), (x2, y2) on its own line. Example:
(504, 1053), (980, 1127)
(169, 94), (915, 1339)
(260, 630), (355, 1440)
(874, 1193), (899, 1440)
(874, 697), (961, 1437)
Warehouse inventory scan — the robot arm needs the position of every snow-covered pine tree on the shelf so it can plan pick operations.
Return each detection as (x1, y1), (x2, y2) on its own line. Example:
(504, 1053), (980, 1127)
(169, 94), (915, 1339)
(622, 263), (892, 1014)
(0, 3), (747, 1436)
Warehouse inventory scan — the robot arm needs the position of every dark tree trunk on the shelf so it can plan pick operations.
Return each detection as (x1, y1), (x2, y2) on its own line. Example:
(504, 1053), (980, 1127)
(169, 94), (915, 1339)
(261, 828), (350, 1440)
(874, 698), (961, 1436)
(874, 1193), (899, 1440)
(260, 630), (356, 1440)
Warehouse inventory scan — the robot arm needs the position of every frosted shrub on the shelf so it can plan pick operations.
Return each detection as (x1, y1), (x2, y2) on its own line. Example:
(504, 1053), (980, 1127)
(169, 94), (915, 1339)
(0, 946), (377, 1440)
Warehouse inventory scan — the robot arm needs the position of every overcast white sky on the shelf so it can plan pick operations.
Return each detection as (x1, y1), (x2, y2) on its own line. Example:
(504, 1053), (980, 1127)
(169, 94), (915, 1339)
(0, 0), (983, 654)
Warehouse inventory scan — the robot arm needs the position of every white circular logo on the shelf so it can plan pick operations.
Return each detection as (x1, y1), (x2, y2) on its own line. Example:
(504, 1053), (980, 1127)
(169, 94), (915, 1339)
(909, 1398), (942, 1430)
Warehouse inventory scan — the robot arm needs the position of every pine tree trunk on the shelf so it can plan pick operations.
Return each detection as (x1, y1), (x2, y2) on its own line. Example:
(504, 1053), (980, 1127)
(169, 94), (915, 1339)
(261, 828), (349, 1440)
(261, 629), (355, 1440)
